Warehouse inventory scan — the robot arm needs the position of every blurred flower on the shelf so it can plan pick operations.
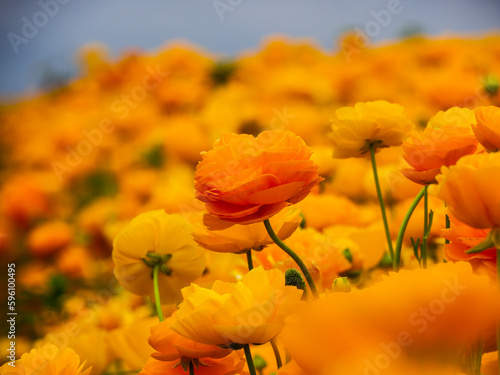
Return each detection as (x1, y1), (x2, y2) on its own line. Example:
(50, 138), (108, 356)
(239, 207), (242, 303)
(426, 107), (476, 129)
(433, 153), (500, 229)
(296, 193), (363, 230)
(0, 173), (52, 228)
(472, 105), (500, 151)
(55, 245), (94, 279)
(401, 122), (478, 185)
(139, 351), (245, 375)
(194, 130), (322, 230)
(113, 210), (206, 303)
(0, 343), (91, 375)
(328, 101), (413, 158)
(171, 266), (303, 346)
(27, 221), (73, 257)
(281, 262), (500, 374)
(192, 207), (302, 253)
(107, 316), (158, 371)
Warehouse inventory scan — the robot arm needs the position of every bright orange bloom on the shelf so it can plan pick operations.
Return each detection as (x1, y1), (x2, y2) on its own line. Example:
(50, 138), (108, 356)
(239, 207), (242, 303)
(328, 101), (413, 158)
(192, 207), (302, 253)
(401, 125), (478, 185)
(194, 130), (322, 230)
(442, 216), (496, 280)
(148, 317), (231, 364)
(472, 105), (500, 151)
(139, 351), (245, 375)
(0, 344), (92, 375)
(434, 152), (500, 229)
(171, 266), (303, 346)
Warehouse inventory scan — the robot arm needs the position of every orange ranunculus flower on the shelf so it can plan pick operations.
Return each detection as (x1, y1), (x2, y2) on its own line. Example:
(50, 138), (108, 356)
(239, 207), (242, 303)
(148, 317), (231, 364)
(401, 124), (478, 185)
(171, 266), (304, 347)
(27, 221), (73, 257)
(0, 343), (92, 375)
(442, 216), (496, 280)
(472, 105), (500, 151)
(192, 206), (302, 254)
(194, 130), (322, 230)
(139, 351), (245, 375)
(113, 210), (206, 304)
(281, 262), (500, 374)
(328, 100), (414, 158)
(433, 152), (500, 229)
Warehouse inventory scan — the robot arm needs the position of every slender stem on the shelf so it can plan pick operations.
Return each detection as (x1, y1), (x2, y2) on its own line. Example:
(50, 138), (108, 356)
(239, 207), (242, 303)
(264, 219), (319, 299)
(189, 361), (194, 375)
(153, 264), (164, 322)
(244, 344), (257, 375)
(270, 338), (282, 369)
(393, 187), (426, 272)
(445, 211), (451, 245)
(246, 250), (254, 271)
(421, 185), (429, 269)
(369, 143), (394, 261)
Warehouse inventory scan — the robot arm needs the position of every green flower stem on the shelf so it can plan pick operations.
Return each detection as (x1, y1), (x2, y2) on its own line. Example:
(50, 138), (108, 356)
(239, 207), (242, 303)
(369, 143), (394, 261)
(393, 186), (426, 272)
(189, 361), (195, 375)
(270, 338), (282, 369)
(153, 264), (164, 322)
(264, 219), (319, 299)
(246, 250), (254, 271)
(445, 211), (451, 245)
(421, 185), (429, 269)
(244, 344), (257, 375)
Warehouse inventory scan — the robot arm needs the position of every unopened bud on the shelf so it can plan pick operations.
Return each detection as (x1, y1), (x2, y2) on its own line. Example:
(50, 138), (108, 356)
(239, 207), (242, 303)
(332, 277), (351, 293)
(285, 269), (307, 299)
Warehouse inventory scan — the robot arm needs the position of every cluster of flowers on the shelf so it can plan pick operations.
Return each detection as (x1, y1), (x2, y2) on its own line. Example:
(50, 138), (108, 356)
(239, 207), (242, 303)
(1, 34), (500, 375)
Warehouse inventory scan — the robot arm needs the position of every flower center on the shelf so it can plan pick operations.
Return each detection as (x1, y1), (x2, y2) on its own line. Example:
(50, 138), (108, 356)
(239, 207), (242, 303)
(141, 252), (173, 276)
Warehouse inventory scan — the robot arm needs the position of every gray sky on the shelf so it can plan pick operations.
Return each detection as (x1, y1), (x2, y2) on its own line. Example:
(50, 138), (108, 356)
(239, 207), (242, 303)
(1, 0), (500, 96)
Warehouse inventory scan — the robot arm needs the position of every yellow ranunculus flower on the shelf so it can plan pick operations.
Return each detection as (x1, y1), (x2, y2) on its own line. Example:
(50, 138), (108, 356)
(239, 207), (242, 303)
(427, 106), (475, 129)
(192, 206), (302, 253)
(170, 266), (304, 347)
(329, 100), (413, 158)
(113, 210), (206, 304)
(0, 343), (92, 375)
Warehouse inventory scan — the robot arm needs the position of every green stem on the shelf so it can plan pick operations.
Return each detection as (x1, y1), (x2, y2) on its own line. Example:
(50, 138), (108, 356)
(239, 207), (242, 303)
(244, 344), (257, 375)
(153, 264), (164, 322)
(393, 187), (426, 272)
(270, 338), (282, 369)
(246, 250), (254, 271)
(264, 219), (319, 299)
(369, 143), (394, 261)
(445, 211), (451, 245)
(421, 185), (429, 269)
(189, 361), (194, 375)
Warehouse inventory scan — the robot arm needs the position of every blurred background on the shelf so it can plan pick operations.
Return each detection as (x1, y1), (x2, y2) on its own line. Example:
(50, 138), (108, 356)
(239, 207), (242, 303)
(1, 0), (500, 97)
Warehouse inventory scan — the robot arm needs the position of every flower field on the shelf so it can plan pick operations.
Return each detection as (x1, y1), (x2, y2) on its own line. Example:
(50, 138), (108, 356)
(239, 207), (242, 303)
(1, 34), (500, 374)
